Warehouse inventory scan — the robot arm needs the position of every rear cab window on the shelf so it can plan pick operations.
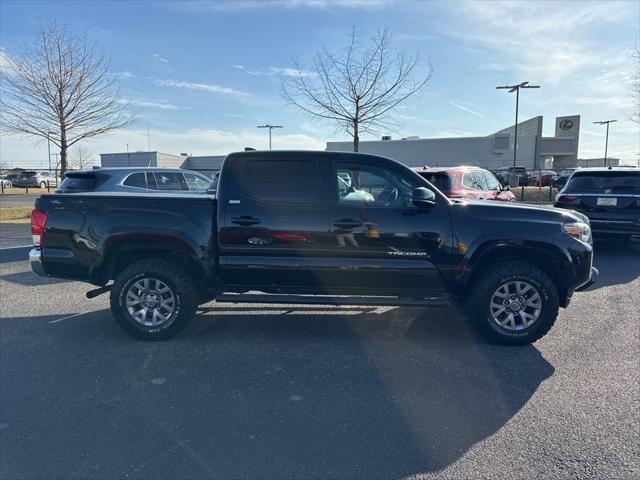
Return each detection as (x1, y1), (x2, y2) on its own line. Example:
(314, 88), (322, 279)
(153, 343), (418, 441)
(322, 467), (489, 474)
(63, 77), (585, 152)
(242, 160), (319, 204)
(565, 171), (640, 195)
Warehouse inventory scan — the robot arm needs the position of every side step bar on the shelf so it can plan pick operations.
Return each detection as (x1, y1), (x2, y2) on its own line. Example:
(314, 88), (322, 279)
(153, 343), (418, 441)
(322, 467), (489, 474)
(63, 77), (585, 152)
(214, 293), (451, 308)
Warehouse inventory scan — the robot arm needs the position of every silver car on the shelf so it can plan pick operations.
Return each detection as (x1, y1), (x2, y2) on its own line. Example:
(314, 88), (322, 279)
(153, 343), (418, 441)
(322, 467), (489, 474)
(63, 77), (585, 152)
(14, 170), (59, 188)
(57, 168), (215, 193)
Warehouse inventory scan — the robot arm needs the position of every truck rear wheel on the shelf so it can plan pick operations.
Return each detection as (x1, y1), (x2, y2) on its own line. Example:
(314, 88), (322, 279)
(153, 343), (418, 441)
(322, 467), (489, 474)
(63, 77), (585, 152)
(110, 259), (197, 340)
(464, 261), (559, 345)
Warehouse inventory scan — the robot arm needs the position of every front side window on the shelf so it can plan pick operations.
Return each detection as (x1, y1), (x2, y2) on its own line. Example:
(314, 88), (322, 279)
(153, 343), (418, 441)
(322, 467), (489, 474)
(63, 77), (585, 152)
(183, 172), (212, 191)
(483, 171), (501, 190)
(154, 172), (188, 190)
(242, 160), (319, 204)
(336, 162), (416, 207)
(462, 172), (480, 189)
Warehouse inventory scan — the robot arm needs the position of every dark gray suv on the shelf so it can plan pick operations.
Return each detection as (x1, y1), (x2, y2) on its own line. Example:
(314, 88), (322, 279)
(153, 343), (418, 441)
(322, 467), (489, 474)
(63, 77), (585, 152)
(57, 168), (214, 193)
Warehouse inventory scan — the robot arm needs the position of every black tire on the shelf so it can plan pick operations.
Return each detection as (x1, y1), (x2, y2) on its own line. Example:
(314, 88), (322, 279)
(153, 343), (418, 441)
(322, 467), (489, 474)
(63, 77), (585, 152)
(463, 261), (559, 345)
(110, 258), (197, 340)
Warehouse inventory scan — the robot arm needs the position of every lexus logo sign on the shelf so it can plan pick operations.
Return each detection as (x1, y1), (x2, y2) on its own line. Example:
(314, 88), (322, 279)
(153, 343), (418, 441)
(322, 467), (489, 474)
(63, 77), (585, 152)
(559, 120), (574, 130)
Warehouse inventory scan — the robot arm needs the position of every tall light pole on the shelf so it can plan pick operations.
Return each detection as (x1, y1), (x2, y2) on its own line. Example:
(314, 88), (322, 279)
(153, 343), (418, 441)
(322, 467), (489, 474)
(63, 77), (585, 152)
(593, 120), (617, 166)
(257, 124), (283, 150)
(46, 131), (56, 172)
(496, 82), (540, 167)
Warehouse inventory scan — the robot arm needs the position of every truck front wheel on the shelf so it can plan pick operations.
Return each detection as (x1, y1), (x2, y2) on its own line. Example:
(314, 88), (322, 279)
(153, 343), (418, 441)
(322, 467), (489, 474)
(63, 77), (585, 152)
(464, 261), (559, 345)
(110, 259), (197, 340)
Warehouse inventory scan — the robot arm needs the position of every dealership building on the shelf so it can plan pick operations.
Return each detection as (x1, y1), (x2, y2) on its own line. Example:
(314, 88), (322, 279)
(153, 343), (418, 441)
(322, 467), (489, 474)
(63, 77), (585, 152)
(99, 113), (619, 175)
(326, 115), (584, 171)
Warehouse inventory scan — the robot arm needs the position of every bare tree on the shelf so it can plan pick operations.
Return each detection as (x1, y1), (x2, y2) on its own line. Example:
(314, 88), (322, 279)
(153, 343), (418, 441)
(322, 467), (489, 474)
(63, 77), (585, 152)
(283, 27), (432, 152)
(0, 22), (135, 175)
(70, 144), (95, 170)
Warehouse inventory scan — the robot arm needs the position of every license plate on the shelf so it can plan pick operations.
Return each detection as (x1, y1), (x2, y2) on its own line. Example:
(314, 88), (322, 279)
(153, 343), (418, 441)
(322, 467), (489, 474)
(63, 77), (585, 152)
(597, 197), (617, 207)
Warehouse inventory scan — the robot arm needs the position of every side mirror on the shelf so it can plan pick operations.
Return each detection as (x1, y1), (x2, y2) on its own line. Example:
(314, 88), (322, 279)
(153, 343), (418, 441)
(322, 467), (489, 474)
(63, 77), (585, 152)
(502, 184), (510, 191)
(412, 187), (436, 208)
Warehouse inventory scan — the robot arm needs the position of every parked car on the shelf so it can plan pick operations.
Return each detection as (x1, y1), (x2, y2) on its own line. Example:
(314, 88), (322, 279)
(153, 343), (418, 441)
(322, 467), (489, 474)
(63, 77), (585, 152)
(551, 169), (576, 188)
(528, 170), (558, 187)
(14, 170), (59, 188)
(413, 166), (515, 202)
(57, 168), (214, 193)
(554, 167), (640, 241)
(31, 150), (597, 345)
(0, 175), (13, 188)
(494, 166), (529, 186)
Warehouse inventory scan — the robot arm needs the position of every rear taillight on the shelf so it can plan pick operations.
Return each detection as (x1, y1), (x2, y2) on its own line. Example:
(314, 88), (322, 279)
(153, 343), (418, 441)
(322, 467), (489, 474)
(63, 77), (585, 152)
(555, 195), (580, 205)
(31, 208), (47, 246)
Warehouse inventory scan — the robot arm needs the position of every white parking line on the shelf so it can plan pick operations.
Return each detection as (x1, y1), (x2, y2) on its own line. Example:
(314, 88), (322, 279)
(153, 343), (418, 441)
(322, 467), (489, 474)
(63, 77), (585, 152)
(0, 245), (33, 251)
(48, 313), (85, 324)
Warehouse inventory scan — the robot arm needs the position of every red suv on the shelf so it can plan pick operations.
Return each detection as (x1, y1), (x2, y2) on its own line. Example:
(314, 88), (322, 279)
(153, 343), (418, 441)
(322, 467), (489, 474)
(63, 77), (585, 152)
(412, 166), (516, 202)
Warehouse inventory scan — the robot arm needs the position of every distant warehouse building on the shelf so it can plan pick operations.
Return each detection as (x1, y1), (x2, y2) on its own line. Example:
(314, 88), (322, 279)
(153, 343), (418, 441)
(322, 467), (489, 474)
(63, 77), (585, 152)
(326, 115), (581, 171)
(99, 151), (225, 179)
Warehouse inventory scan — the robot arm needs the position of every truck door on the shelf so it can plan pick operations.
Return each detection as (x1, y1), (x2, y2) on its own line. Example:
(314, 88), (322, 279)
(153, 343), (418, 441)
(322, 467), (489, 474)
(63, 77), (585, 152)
(218, 157), (333, 288)
(326, 159), (451, 294)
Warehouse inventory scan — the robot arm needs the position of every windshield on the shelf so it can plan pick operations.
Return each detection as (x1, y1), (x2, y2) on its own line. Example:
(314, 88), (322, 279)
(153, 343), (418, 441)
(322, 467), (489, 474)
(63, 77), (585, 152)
(565, 172), (640, 194)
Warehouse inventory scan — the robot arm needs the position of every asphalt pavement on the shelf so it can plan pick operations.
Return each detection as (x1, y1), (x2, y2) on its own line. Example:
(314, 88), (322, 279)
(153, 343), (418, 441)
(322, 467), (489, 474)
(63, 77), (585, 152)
(0, 242), (638, 479)
(0, 224), (32, 249)
(0, 193), (41, 208)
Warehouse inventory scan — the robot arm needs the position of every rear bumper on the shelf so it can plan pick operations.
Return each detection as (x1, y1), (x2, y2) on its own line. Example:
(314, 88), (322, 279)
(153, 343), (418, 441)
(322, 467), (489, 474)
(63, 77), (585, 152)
(29, 249), (48, 277)
(575, 267), (598, 292)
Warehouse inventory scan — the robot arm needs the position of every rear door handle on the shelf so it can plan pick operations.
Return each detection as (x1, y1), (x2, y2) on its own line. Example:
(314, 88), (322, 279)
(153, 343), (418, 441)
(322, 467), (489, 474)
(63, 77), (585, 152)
(333, 219), (363, 229)
(231, 216), (261, 226)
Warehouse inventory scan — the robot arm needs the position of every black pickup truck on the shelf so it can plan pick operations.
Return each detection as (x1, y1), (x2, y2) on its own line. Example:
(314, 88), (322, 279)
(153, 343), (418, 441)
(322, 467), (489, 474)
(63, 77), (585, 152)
(30, 151), (597, 344)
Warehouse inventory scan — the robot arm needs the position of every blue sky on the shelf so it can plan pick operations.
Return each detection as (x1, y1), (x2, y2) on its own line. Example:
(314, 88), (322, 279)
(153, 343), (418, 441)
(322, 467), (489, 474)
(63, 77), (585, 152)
(1, 0), (638, 166)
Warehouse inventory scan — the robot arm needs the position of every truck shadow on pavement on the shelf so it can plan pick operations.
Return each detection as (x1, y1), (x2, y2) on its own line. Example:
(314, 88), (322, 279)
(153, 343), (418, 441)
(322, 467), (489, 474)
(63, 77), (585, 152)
(590, 239), (640, 289)
(1, 306), (553, 479)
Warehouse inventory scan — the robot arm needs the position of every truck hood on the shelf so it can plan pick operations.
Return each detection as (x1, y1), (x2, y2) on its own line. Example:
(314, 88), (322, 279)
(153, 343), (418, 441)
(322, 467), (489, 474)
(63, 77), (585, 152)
(450, 199), (587, 225)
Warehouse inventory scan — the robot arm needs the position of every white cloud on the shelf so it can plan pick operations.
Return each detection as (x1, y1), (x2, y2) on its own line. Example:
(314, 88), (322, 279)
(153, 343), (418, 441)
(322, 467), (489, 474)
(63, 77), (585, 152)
(152, 53), (169, 63)
(121, 99), (180, 110)
(176, 0), (390, 12)
(232, 65), (245, 70)
(246, 66), (312, 77)
(154, 78), (248, 97)
(449, 101), (484, 118)
(113, 70), (135, 79)
(0, 128), (326, 165)
(224, 113), (244, 118)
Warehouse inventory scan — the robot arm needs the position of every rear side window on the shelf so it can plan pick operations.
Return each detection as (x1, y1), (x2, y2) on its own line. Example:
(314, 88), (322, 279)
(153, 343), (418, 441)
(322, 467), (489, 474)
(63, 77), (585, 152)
(419, 172), (453, 192)
(565, 172), (640, 195)
(242, 160), (319, 204)
(123, 173), (147, 188)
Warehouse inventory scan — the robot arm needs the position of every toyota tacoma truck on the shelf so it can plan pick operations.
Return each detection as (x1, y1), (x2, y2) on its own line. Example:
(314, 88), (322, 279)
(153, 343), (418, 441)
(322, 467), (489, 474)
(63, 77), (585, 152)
(30, 151), (597, 344)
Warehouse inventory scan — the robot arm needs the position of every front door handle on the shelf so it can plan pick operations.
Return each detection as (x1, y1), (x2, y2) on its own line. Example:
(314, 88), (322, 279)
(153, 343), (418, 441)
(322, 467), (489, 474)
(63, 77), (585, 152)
(333, 219), (363, 229)
(231, 216), (261, 226)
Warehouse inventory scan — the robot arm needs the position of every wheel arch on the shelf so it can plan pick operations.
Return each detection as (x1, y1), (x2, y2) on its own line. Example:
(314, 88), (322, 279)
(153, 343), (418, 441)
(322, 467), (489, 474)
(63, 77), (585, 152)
(92, 237), (216, 292)
(457, 240), (575, 307)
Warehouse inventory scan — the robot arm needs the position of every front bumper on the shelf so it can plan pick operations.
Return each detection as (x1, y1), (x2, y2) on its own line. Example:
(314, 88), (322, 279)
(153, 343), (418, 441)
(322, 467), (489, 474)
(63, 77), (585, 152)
(29, 249), (48, 277)
(575, 266), (598, 292)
